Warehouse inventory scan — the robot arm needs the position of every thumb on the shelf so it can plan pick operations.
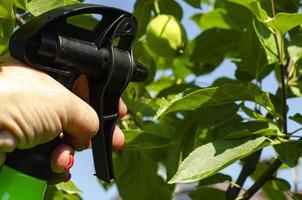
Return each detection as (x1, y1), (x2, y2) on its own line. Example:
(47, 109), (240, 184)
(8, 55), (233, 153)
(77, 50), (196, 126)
(62, 93), (99, 146)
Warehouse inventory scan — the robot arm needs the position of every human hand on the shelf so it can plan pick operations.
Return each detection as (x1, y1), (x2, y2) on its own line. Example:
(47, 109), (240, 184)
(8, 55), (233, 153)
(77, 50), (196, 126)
(0, 54), (126, 183)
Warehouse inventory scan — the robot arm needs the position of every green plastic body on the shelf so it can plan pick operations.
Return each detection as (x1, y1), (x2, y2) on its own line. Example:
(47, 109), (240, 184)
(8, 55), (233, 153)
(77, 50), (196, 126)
(0, 165), (46, 200)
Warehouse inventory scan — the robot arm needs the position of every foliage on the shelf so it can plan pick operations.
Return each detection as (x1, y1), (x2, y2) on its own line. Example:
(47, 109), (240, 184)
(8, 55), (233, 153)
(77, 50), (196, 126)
(2, 0), (302, 199)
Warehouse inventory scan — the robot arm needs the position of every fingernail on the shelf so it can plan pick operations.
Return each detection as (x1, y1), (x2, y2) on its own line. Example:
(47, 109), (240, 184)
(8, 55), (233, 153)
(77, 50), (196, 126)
(66, 154), (74, 170)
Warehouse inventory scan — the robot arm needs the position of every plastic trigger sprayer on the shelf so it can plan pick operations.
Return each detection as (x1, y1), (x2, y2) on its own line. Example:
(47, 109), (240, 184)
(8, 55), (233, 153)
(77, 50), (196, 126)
(0, 4), (148, 200)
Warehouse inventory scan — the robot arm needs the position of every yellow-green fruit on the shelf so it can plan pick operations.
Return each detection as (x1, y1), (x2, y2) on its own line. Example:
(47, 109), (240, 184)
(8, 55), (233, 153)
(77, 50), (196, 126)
(146, 14), (188, 58)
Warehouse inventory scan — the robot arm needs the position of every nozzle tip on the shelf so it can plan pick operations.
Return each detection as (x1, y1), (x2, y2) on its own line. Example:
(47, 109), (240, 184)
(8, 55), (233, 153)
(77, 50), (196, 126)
(131, 62), (148, 82)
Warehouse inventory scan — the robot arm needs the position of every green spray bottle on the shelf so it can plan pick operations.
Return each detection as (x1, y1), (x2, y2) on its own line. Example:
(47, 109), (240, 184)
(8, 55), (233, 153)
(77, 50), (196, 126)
(0, 137), (60, 200)
(0, 166), (46, 200)
(0, 4), (148, 200)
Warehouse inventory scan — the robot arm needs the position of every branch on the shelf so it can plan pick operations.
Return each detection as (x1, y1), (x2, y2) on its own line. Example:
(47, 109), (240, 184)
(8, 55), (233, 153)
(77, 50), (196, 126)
(239, 159), (282, 200)
(279, 62), (288, 133)
(225, 151), (262, 200)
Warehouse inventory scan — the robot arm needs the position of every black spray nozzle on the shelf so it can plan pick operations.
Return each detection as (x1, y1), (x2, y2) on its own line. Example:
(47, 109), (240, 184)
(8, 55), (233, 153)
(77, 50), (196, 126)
(131, 62), (148, 82)
(38, 34), (110, 76)
(8, 4), (148, 183)
(37, 34), (148, 83)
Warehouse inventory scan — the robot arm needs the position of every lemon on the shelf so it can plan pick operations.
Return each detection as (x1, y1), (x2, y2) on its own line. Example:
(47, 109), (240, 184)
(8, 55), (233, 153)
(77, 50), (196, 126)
(146, 14), (188, 58)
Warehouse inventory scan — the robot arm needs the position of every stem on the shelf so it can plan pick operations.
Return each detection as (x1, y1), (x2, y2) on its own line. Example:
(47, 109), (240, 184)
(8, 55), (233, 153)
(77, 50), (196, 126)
(279, 62), (288, 133)
(226, 151), (261, 199)
(270, 0), (276, 17)
(15, 14), (26, 26)
(153, 0), (160, 15)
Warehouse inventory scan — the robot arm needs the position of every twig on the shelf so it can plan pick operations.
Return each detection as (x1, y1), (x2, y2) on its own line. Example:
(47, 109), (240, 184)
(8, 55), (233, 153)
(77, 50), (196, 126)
(226, 151), (262, 199)
(15, 14), (26, 26)
(290, 127), (302, 135)
(270, 0), (276, 17)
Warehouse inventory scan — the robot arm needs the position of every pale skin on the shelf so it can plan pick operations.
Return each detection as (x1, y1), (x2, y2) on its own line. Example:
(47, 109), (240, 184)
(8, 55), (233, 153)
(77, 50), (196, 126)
(0, 54), (126, 183)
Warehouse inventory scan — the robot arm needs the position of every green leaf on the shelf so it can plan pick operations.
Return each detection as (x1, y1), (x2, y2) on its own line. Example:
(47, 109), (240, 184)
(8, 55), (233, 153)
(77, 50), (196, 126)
(228, 0), (268, 21)
(165, 104), (239, 179)
(155, 83), (278, 119)
(28, 0), (80, 16)
(184, 0), (201, 8)
(173, 55), (193, 79)
(253, 18), (278, 65)
(134, 40), (156, 85)
(0, 18), (14, 54)
(288, 34), (302, 64)
(157, 84), (199, 98)
(165, 116), (199, 179)
(262, 181), (287, 200)
(114, 151), (172, 200)
(191, 9), (233, 31)
(169, 136), (269, 183)
(66, 14), (98, 31)
(190, 187), (225, 200)
(257, 0), (299, 16)
(126, 98), (156, 117)
(159, 0), (183, 20)
(56, 182), (81, 195)
(123, 129), (173, 150)
(194, 103), (239, 129)
(15, 0), (28, 10)
(235, 67), (254, 82)
(222, 0), (253, 30)
(239, 22), (269, 80)
(0, 1), (14, 19)
(266, 13), (302, 35)
(198, 173), (232, 186)
(287, 34), (302, 97)
(224, 129), (252, 139)
(143, 122), (175, 139)
(0, 19), (14, 38)
(271, 178), (291, 191)
(274, 140), (302, 167)
(240, 104), (267, 120)
(192, 29), (241, 65)
(44, 182), (82, 200)
(224, 121), (281, 139)
(133, 0), (152, 37)
(146, 77), (174, 94)
(289, 113), (302, 125)
(124, 129), (142, 143)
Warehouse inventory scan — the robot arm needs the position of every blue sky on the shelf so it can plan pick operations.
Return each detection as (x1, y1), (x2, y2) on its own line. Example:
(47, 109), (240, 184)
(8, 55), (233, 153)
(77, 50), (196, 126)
(70, 1), (302, 199)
